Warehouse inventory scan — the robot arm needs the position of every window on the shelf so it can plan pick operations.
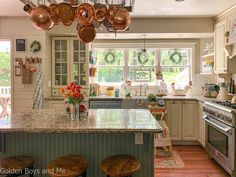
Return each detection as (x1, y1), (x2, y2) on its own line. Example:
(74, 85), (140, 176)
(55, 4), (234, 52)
(95, 47), (192, 86)
(128, 49), (156, 83)
(160, 49), (191, 86)
(96, 49), (125, 84)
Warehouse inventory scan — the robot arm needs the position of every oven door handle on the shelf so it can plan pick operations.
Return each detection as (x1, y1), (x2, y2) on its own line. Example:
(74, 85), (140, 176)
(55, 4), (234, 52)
(203, 115), (232, 133)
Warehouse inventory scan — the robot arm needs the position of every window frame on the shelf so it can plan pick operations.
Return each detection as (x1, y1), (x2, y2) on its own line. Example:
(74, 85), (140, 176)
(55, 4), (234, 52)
(93, 43), (195, 86)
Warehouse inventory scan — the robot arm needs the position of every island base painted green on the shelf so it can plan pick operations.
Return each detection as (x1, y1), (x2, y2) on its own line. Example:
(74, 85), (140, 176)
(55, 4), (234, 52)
(0, 133), (154, 177)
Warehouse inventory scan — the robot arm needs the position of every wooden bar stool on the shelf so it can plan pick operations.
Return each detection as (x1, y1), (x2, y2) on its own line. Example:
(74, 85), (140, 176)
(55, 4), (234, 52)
(101, 154), (140, 177)
(48, 155), (88, 177)
(0, 155), (34, 177)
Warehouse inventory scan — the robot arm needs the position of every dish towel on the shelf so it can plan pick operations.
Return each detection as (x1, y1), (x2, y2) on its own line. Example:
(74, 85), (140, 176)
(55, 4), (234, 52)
(33, 64), (43, 109)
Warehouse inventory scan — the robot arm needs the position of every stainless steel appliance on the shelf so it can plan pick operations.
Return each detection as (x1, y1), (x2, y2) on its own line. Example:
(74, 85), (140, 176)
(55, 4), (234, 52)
(203, 101), (236, 176)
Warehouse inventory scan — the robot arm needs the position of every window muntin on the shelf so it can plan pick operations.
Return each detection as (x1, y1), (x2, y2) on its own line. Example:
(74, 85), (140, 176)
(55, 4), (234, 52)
(95, 48), (192, 86)
(160, 49), (191, 86)
(96, 49), (125, 84)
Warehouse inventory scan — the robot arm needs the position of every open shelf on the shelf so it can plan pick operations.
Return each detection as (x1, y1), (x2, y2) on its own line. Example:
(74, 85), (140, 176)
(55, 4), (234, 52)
(202, 53), (214, 58)
(224, 42), (236, 59)
(200, 72), (214, 75)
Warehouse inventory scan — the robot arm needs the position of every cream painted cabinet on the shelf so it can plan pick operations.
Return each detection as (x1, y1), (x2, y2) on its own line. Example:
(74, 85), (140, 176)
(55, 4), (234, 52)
(182, 101), (198, 140)
(51, 37), (89, 97)
(166, 100), (182, 140)
(166, 100), (198, 141)
(214, 20), (228, 73)
(198, 101), (205, 147)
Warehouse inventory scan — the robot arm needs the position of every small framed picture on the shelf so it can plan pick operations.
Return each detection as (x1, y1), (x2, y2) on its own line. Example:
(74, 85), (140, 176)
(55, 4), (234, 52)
(16, 39), (26, 52)
(15, 66), (22, 76)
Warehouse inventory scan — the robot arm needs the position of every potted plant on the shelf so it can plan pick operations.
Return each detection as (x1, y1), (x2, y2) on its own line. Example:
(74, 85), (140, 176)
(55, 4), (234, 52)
(147, 94), (157, 107)
(224, 31), (230, 44)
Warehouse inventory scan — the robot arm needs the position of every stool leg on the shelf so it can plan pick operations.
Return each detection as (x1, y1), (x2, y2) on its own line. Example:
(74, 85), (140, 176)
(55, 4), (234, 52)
(81, 170), (86, 177)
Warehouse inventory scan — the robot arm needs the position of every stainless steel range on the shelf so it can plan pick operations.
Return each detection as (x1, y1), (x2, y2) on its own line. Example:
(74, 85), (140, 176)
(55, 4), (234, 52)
(203, 101), (236, 176)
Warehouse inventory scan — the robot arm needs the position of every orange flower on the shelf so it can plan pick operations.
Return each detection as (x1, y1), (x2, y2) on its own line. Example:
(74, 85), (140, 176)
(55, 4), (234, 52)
(60, 88), (65, 94)
(63, 93), (67, 99)
(68, 90), (73, 96)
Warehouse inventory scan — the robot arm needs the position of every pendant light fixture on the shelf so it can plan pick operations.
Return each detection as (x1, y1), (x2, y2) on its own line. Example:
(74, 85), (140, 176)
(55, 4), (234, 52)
(138, 36), (149, 64)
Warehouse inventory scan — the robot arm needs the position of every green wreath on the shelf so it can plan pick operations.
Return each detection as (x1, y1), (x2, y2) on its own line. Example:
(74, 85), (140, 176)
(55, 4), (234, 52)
(30, 40), (41, 53)
(105, 51), (116, 64)
(138, 49), (149, 64)
(170, 50), (183, 64)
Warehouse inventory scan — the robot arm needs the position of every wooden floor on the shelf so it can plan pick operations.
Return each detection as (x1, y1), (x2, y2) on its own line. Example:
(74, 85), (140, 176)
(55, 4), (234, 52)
(155, 146), (230, 177)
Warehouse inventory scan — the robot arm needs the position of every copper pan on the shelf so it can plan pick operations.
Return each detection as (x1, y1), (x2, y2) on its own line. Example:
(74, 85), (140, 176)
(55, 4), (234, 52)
(77, 24), (96, 43)
(56, 3), (75, 24)
(93, 4), (106, 22)
(113, 8), (131, 31)
(107, 6), (118, 24)
(49, 4), (59, 25)
(75, 3), (95, 26)
(30, 5), (54, 30)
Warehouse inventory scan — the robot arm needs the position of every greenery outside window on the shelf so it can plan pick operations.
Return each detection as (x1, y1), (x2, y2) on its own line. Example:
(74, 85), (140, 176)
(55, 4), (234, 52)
(160, 49), (191, 86)
(95, 47), (192, 86)
(96, 49), (125, 84)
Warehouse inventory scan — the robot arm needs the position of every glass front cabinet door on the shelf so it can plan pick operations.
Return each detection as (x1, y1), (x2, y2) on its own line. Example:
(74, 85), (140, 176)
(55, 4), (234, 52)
(52, 37), (89, 96)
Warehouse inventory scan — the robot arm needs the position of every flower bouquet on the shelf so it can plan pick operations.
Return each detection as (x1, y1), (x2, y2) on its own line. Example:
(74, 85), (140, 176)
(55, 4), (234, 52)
(60, 81), (85, 119)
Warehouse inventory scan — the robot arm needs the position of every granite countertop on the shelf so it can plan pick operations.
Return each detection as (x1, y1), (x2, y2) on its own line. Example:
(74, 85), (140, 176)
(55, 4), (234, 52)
(44, 95), (221, 103)
(87, 95), (218, 102)
(0, 109), (162, 133)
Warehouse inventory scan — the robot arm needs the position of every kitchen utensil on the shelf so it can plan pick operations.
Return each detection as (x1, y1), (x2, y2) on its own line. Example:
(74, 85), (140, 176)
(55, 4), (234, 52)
(113, 8), (131, 31)
(217, 86), (232, 100)
(75, 3), (95, 26)
(25, 5), (54, 30)
(49, 4), (59, 25)
(94, 4), (107, 22)
(56, 3), (75, 25)
(77, 25), (96, 43)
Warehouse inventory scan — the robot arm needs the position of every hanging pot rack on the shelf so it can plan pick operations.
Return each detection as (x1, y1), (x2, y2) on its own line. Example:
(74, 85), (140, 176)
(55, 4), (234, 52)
(20, 0), (134, 43)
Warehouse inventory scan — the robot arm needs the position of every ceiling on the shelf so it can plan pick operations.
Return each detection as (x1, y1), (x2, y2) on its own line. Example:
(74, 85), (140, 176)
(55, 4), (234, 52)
(0, 0), (235, 17)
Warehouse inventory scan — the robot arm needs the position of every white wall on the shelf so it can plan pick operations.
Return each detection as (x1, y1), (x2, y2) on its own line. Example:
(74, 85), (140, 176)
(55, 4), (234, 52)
(0, 17), (45, 113)
(0, 16), (215, 112)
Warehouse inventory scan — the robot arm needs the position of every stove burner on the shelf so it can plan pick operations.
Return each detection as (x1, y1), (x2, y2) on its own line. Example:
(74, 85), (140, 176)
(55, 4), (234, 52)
(212, 101), (236, 109)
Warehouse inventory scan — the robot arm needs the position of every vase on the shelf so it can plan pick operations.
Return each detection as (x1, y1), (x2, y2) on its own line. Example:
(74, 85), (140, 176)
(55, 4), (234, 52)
(70, 103), (80, 120)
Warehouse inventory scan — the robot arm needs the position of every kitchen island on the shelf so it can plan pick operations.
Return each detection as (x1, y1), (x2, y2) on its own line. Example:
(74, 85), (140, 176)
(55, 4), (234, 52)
(0, 109), (162, 177)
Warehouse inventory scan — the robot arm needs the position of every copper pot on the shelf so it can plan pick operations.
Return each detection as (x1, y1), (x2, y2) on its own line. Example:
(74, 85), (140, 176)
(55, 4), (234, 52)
(75, 3), (95, 26)
(93, 4), (106, 22)
(113, 8), (131, 31)
(49, 4), (59, 25)
(107, 6), (118, 24)
(56, 3), (75, 25)
(77, 24), (96, 43)
(29, 5), (54, 30)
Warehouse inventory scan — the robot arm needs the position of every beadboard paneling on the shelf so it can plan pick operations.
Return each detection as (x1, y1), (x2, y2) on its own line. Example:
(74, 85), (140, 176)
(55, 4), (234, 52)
(0, 133), (154, 177)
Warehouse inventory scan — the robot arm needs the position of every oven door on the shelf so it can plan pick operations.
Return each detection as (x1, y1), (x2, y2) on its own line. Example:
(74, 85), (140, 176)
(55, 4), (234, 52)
(203, 115), (235, 174)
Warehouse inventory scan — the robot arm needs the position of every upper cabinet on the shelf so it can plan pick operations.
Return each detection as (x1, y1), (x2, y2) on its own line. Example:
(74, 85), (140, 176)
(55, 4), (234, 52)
(214, 18), (236, 74)
(214, 20), (228, 73)
(51, 37), (89, 96)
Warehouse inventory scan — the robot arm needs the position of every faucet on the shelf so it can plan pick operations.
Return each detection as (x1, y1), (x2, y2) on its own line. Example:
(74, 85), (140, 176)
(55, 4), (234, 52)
(139, 83), (149, 96)
(143, 84), (149, 96)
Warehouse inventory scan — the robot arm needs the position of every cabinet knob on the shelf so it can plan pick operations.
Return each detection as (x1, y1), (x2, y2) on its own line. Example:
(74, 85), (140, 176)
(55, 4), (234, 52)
(172, 101), (176, 104)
